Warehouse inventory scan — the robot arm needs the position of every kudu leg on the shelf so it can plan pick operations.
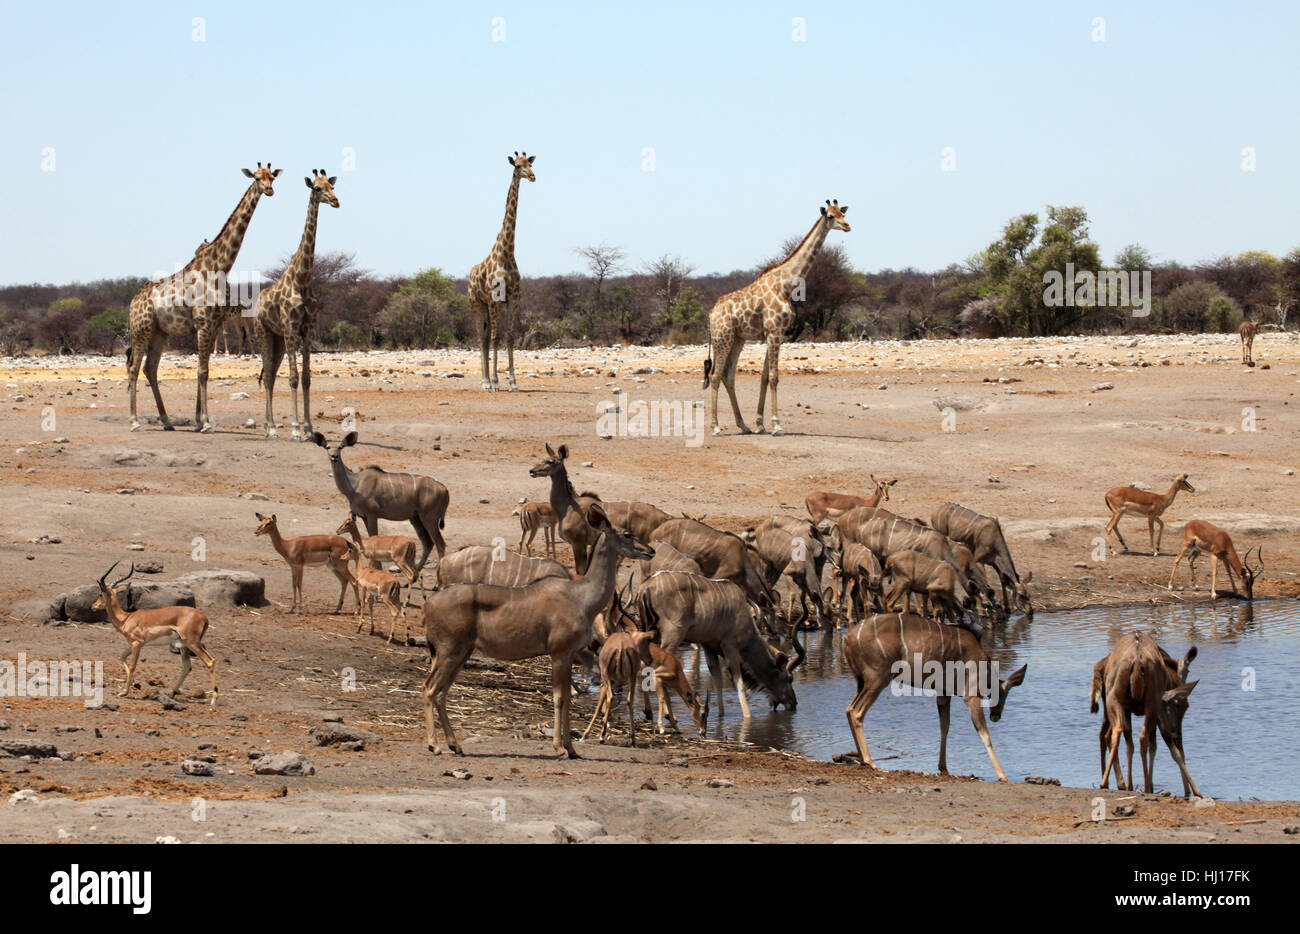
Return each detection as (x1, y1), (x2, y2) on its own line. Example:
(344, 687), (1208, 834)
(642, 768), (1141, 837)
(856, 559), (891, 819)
(845, 675), (888, 768)
(966, 695), (1010, 781)
(551, 657), (579, 758)
(936, 695), (952, 774)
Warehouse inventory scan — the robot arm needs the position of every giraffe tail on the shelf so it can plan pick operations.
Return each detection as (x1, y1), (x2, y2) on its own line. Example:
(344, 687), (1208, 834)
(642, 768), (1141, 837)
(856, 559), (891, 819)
(701, 326), (713, 389)
(125, 346), (132, 368)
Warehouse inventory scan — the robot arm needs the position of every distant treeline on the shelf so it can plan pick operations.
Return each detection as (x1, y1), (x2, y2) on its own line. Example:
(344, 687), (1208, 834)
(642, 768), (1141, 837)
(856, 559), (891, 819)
(3, 205), (1297, 356)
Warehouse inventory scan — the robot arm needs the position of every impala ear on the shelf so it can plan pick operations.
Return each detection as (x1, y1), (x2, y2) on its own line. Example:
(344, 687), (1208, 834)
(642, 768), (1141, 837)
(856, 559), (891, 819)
(343, 431), (358, 447)
(255, 512), (266, 521)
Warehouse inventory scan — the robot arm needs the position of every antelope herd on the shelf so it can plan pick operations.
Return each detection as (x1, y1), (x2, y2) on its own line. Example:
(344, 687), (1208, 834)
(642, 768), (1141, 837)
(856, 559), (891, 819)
(76, 424), (1268, 799)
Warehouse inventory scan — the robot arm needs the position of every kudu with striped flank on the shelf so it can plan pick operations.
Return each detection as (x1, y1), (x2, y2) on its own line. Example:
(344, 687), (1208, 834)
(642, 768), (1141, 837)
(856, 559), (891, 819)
(599, 500), (673, 546)
(439, 544), (570, 589)
(420, 503), (653, 759)
(314, 431), (449, 586)
(645, 541), (705, 577)
(1167, 520), (1260, 600)
(882, 550), (976, 631)
(930, 502), (1032, 616)
(843, 612), (1027, 780)
(649, 517), (780, 635)
(1095, 632), (1201, 797)
(636, 570), (800, 718)
(91, 562), (219, 705)
(746, 525), (831, 631)
(835, 541), (885, 624)
(1101, 473), (1193, 557)
(805, 475), (897, 525)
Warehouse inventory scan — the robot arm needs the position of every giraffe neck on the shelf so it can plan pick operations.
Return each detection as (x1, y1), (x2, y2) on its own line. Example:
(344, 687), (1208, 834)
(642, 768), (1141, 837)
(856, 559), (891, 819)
(288, 196), (321, 288)
(494, 172), (522, 259)
(771, 215), (833, 284)
(198, 181), (264, 275)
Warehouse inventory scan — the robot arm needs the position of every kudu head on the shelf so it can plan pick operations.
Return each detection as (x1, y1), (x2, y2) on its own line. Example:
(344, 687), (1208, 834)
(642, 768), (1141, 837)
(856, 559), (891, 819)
(529, 443), (568, 480)
(588, 503), (655, 563)
(986, 663), (1028, 723)
(313, 430), (358, 465)
(1012, 570), (1033, 616)
(91, 561), (133, 613)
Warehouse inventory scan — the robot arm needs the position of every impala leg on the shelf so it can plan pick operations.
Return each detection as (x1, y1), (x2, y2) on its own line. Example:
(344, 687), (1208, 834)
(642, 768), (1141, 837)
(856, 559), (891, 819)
(1167, 542), (1192, 589)
(580, 684), (608, 743)
(1210, 555), (1219, 599)
(936, 695), (952, 774)
(191, 641), (218, 706)
(966, 695), (1009, 781)
(1153, 516), (1165, 556)
(121, 644), (142, 697)
(171, 646), (192, 697)
(625, 669), (637, 748)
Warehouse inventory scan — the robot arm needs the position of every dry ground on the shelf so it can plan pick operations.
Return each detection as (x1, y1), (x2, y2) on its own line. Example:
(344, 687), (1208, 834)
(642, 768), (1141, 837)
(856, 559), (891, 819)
(1, 331), (1298, 842)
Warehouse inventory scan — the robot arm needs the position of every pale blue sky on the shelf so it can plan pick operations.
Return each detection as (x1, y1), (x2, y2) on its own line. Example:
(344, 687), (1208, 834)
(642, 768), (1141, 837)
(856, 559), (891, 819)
(1, 0), (1295, 286)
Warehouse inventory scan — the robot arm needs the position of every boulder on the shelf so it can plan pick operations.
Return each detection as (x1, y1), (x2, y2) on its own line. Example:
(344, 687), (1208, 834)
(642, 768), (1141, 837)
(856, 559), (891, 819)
(308, 724), (382, 748)
(128, 581), (196, 610)
(253, 751), (314, 776)
(175, 570), (265, 607)
(61, 584), (107, 623)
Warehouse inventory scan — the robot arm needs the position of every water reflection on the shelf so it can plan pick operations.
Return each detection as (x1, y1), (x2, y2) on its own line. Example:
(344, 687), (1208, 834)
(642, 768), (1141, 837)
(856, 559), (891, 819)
(693, 599), (1298, 800)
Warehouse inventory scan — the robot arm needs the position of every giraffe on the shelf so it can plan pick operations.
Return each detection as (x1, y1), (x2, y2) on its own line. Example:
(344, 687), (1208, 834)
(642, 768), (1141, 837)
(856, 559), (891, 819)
(467, 151), (535, 392)
(218, 315), (254, 356)
(254, 170), (340, 441)
(702, 199), (850, 437)
(127, 163), (281, 432)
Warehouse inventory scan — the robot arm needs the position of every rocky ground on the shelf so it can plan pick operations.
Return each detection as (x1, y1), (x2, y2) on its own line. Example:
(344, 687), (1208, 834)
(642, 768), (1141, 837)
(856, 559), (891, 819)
(1, 332), (1298, 842)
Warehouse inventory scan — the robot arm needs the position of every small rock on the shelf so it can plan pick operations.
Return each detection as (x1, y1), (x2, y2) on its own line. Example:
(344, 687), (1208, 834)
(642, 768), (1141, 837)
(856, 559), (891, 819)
(253, 751), (314, 776)
(1193, 796), (1216, 809)
(1024, 775), (1060, 785)
(706, 778), (734, 788)
(1092, 382), (1115, 392)
(308, 724), (381, 748)
(8, 789), (40, 805)
(443, 769), (472, 780)
(229, 392), (249, 400)
(154, 836), (182, 844)
(988, 476), (1001, 484)
(639, 779), (657, 791)
(1114, 804), (1138, 817)
(181, 759), (213, 776)
(116, 488), (136, 495)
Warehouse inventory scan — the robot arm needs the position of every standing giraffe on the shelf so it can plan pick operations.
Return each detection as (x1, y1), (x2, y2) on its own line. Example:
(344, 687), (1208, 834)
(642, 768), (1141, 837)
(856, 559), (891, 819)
(467, 151), (535, 392)
(255, 170), (340, 441)
(1239, 319), (1260, 365)
(702, 199), (850, 436)
(127, 163), (281, 432)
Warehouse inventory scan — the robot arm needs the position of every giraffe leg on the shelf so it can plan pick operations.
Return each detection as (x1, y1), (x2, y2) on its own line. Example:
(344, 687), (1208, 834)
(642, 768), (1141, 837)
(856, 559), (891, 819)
(195, 320), (215, 432)
(766, 331), (784, 435)
(284, 329), (303, 441)
(299, 322), (314, 442)
(477, 301), (492, 391)
(259, 326), (285, 439)
(720, 338), (751, 435)
(488, 307), (501, 392)
(504, 303), (518, 392)
(127, 328), (150, 431)
(755, 340), (770, 434)
(143, 330), (173, 431)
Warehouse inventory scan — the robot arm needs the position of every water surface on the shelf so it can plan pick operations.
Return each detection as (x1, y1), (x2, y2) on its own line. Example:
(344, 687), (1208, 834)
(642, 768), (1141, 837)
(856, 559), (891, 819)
(692, 599), (1299, 800)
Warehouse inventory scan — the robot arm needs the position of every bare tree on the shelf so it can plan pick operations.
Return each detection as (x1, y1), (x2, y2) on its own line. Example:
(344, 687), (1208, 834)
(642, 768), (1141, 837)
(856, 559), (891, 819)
(642, 253), (695, 330)
(574, 243), (625, 308)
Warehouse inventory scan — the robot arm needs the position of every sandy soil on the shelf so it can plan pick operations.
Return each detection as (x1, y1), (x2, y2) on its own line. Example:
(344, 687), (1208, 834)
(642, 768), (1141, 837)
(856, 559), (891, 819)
(1, 332), (1298, 842)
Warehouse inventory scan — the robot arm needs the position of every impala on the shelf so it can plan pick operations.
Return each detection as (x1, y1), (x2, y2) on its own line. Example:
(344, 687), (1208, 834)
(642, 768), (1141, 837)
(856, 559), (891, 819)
(1102, 473), (1193, 556)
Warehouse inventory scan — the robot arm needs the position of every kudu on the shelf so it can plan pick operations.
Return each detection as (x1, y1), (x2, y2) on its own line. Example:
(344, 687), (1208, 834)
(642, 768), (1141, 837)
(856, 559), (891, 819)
(529, 443), (602, 575)
(805, 475), (897, 525)
(313, 431), (449, 586)
(1095, 632), (1201, 797)
(606, 589), (710, 735)
(1102, 473), (1194, 557)
(420, 503), (654, 759)
(746, 525), (831, 631)
(645, 541), (704, 577)
(599, 500), (673, 546)
(835, 542), (885, 624)
(843, 612), (1027, 780)
(580, 630), (657, 746)
(1167, 520), (1260, 600)
(91, 562), (218, 705)
(254, 512), (358, 614)
(636, 570), (801, 718)
(439, 544), (570, 588)
(930, 502), (1032, 616)
(882, 550), (976, 631)
(648, 517), (780, 636)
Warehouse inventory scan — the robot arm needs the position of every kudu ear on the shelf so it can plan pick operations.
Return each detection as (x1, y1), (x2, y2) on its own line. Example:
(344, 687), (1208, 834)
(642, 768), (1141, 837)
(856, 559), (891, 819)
(311, 431), (328, 448)
(1002, 664), (1028, 689)
(557, 444), (569, 460)
(1163, 681), (1197, 703)
(342, 431), (358, 447)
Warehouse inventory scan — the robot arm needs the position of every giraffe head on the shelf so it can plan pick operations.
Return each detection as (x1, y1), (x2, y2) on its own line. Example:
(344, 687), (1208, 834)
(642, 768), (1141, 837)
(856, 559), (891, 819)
(507, 151), (537, 182)
(305, 169), (340, 208)
(241, 162), (283, 196)
(820, 199), (850, 232)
